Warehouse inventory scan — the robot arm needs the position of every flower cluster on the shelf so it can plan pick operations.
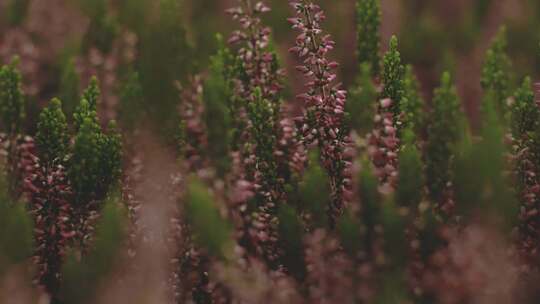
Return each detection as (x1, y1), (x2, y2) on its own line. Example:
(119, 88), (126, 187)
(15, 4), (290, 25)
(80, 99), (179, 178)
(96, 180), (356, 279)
(289, 0), (351, 221)
(226, 0), (284, 103)
(4, 0), (540, 302)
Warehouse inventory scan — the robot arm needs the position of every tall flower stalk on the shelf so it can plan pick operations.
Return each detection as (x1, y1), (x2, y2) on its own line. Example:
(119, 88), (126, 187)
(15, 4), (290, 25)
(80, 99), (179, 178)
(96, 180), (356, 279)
(289, 0), (351, 222)
(227, 0), (284, 104)
(25, 98), (73, 299)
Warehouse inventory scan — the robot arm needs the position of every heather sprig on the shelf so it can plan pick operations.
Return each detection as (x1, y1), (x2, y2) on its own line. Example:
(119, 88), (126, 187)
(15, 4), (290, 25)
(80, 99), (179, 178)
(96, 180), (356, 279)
(454, 101), (516, 229)
(425, 72), (464, 215)
(511, 77), (537, 140)
(346, 63), (377, 136)
(0, 164), (33, 274)
(481, 26), (512, 117)
(185, 178), (234, 259)
(227, 0), (284, 103)
(247, 88), (279, 199)
(356, 158), (381, 257)
(203, 35), (234, 177)
(356, 0), (381, 77)
(81, 76), (100, 113)
(0, 58), (25, 136)
(58, 57), (80, 119)
(61, 194), (126, 304)
(35, 98), (70, 166)
(178, 75), (207, 171)
(367, 98), (399, 186)
(396, 128), (424, 210)
(401, 65), (425, 134)
(138, 0), (194, 135)
(288, 0), (350, 220)
(277, 204), (305, 280)
(117, 70), (144, 133)
(377, 199), (410, 304)
(381, 36), (405, 119)
(511, 78), (540, 259)
(73, 78), (100, 131)
(25, 161), (73, 298)
(298, 150), (331, 229)
(69, 116), (102, 206)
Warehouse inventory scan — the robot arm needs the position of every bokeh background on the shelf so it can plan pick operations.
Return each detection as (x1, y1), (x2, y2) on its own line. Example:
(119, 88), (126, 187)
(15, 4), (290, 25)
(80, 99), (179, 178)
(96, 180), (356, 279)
(1, 0), (539, 131)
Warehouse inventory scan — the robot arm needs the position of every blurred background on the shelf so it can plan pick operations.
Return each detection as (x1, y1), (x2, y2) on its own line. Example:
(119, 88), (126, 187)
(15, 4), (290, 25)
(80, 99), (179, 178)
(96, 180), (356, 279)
(1, 0), (539, 132)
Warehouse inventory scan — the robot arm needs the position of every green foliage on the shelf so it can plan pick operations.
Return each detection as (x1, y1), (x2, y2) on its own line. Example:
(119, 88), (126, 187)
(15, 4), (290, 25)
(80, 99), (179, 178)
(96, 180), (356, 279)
(0, 59), (25, 135)
(337, 210), (362, 257)
(454, 101), (517, 229)
(185, 178), (233, 259)
(61, 194), (126, 304)
(203, 36), (234, 177)
(396, 129), (424, 209)
(425, 72), (464, 204)
(78, 0), (118, 53)
(138, 0), (194, 135)
(381, 199), (407, 267)
(0, 166), (33, 273)
(59, 57), (80, 119)
(70, 85), (122, 205)
(73, 78), (100, 131)
(481, 26), (512, 117)
(277, 205), (305, 280)
(117, 0), (150, 35)
(82, 77), (100, 112)
(400, 65), (425, 133)
(346, 63), (377, 135)
(118, 71), (144, 132)
(247, 88), (278, 190)
(357, 158), (381, 255)
(98, 121), (123, 195)
(511, 77), (537, 139)
(6, 0), (30, 26)
(299, 151), (332, 228)
(69, 117), (103, 205)
(356, 0), (381, 76)
(381, 36), (405, 116)
(35, 98), (70, 166)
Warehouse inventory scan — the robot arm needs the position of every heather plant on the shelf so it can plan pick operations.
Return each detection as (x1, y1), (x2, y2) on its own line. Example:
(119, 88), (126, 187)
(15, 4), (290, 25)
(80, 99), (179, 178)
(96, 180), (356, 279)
(425, 72), (465, 216)
(117, 70), (144, 133)
(78, 0), (118, 54)
(35, 98), (70, 166)
(289, 0), (350, 221)
(61, 194), (126, 304)
(58, 57), (80, 119)
(356, 0), (381, 77)
(0, 58), (25, 136)
(202, 36), (234, 177)
(29, 99), (73, 297)
(2, 0), (540, 302)
(401, 65), (425, 134)
(185, 178), (233, 259)
(137, 0), (194, 136)
(454, 101), (516, 229)
(481, 26), (513, 118)
(396, 128), (424, 210)
(346, 63), (377, 136)
(381, 36), (405, 120)
(0, 164), (33, 274)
